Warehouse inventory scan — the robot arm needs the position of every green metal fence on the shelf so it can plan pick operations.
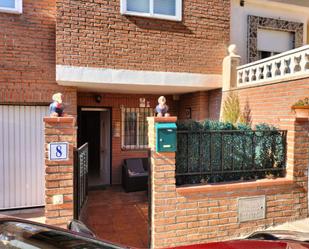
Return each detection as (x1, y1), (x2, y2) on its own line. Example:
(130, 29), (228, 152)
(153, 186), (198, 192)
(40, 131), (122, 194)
(176, 130), (287, 186)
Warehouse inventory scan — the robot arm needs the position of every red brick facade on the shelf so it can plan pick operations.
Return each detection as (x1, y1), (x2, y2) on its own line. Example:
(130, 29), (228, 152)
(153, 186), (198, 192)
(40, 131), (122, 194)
(4, 3), (309, 244)
(0, 0), (77, 114)
(148, 117), (309, 248)
(56, 0), (230, 74)
(178, 92), (209, 121)
(178, 89), (222, 121)
(0, 0), (227, 189)
(223, 78), (309, 126)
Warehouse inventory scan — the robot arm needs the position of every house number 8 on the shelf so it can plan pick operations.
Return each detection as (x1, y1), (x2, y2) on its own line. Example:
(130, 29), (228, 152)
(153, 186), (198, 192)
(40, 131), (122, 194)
(56, 146), (63, 157)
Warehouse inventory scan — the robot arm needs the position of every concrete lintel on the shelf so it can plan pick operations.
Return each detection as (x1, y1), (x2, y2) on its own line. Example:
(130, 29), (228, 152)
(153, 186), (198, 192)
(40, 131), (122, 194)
(56, 65), (222, 94)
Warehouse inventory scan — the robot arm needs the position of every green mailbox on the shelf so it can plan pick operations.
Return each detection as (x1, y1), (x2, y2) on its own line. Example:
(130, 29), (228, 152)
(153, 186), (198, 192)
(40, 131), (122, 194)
(155, 123), (177, 152)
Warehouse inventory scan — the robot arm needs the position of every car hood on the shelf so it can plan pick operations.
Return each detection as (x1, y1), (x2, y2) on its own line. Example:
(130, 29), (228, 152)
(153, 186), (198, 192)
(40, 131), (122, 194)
(169, 239), (309, 249)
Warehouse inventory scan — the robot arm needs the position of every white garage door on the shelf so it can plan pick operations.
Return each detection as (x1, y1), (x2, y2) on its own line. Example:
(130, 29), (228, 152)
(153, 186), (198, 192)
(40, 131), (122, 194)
(0, 105), (49, 210)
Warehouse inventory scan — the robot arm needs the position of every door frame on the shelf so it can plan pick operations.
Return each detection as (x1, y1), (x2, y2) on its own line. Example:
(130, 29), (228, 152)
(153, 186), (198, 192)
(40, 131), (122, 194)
(77, 106), (113, 185)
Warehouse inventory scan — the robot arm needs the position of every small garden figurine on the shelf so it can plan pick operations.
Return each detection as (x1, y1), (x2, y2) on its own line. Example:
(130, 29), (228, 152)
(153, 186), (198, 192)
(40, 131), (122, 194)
(49, 93), (65, 117)
(155, 96), (170, 117)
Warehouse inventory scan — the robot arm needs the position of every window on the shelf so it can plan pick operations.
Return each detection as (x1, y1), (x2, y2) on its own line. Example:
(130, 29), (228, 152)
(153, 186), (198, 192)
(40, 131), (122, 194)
(0, 0), (22, 14)
(257, 29), (295, 60)
(121, 107), (153, 149)
(120, 0), (182, 21)
(259, 51), (280, 60)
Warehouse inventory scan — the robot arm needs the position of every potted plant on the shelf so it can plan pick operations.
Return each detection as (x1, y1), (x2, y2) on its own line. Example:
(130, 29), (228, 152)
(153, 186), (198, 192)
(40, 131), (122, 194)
(292, 97), (309, 118)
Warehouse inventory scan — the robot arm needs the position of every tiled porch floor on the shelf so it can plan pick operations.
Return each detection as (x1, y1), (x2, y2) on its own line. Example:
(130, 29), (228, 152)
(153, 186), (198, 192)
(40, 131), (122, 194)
(81, 186), (149, 248)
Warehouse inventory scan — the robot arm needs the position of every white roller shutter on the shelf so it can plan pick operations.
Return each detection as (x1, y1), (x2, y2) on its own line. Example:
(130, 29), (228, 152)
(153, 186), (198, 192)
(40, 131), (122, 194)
(0, 105), (49, 210)
(257, 29), (294, 53)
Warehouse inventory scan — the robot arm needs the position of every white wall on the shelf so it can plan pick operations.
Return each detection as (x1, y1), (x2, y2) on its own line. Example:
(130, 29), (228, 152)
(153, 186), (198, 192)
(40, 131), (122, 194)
(231, 0), (309, 64)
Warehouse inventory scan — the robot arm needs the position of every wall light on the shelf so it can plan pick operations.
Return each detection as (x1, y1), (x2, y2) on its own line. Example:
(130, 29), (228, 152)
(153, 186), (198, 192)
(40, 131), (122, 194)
(95, 95), (102, 103)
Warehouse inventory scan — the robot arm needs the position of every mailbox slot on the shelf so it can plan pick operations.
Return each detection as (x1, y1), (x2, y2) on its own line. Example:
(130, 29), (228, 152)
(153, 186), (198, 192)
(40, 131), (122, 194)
(155, 123), (177, 152)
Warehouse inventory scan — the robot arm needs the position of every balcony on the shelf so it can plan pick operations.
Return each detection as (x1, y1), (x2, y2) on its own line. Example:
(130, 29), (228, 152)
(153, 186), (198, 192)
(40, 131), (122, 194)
(237, 45), (309, 88)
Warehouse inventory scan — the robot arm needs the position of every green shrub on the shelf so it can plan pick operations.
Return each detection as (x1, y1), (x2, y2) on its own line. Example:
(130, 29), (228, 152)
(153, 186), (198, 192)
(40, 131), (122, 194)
(176, 119), (202, 130)
(201, 120), (235, 130)
(176, 120), (286, 185)
(254, 123), (285, 171)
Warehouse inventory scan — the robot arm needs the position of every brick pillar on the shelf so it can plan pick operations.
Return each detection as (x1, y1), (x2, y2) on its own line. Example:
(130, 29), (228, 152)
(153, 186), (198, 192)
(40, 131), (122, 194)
(147, 117), (178, 249)
(43, 117), (77, 228)
(280, 118), (309, 217)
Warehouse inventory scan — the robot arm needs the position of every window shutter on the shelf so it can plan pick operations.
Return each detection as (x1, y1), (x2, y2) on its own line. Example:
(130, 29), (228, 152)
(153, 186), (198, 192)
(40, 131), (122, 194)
(257, 29), (294, 53)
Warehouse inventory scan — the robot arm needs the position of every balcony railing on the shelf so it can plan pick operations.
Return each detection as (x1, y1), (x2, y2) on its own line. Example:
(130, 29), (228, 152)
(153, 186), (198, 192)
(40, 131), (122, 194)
(237, 45), (309, 87)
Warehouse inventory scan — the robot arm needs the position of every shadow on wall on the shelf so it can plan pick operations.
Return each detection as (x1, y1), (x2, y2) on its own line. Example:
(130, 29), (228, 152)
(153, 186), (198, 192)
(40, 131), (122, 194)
(243, 99), (252, 126)
(209, 89), (223, 120)
(126, 16), (193, 34)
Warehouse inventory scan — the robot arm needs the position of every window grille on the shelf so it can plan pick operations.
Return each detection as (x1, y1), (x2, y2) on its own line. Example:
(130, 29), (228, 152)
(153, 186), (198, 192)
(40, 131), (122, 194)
(121, 107), (154, 150)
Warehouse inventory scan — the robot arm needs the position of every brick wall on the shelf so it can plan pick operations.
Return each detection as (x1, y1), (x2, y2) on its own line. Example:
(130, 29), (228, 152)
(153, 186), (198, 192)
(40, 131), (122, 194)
(178, 92), (209, 121)
(222, 78), (309, 126)
(178, 89), (222, 121)
(44, 117), (76, 228)
(78, 92), (179, 184)
(56, 0), (230, 74)
(0, 0), (77, 115)
(148, 117), (309, 248)
(208, 89), (222, 120)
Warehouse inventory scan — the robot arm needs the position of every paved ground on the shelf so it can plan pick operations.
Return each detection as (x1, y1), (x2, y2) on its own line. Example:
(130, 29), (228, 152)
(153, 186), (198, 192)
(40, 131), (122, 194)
(81, 186), (149, 248)
(1, 188), (308, 248)
(267, 218), (309, 233)
(0, 186), (149, 248)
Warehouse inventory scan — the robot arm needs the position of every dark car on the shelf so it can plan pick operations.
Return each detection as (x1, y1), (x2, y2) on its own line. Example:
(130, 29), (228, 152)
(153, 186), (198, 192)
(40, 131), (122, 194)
(0, 214), (128, 249)
(170, 240), (309, 249)
(170, 230), (309, 249)
(1, 214), (309, 249)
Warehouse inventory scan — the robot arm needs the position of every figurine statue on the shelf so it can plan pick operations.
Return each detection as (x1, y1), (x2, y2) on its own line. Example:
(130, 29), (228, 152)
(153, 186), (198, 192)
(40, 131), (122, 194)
(155, 96), (170, 117)
(228, 44), (237, 56)
(49, 93), (65, 117)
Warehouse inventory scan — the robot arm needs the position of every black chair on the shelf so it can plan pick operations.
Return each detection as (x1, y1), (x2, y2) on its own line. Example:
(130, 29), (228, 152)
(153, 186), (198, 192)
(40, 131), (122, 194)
(122, 158), (149, 192)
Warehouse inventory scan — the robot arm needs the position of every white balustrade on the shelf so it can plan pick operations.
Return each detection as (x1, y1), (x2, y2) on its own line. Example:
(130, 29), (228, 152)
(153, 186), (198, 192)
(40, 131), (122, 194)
(237, 45), (309, 87)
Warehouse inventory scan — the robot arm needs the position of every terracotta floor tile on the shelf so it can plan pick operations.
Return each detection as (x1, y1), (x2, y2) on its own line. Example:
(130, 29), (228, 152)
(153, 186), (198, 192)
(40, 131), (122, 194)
(81, 185), (149, 248)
